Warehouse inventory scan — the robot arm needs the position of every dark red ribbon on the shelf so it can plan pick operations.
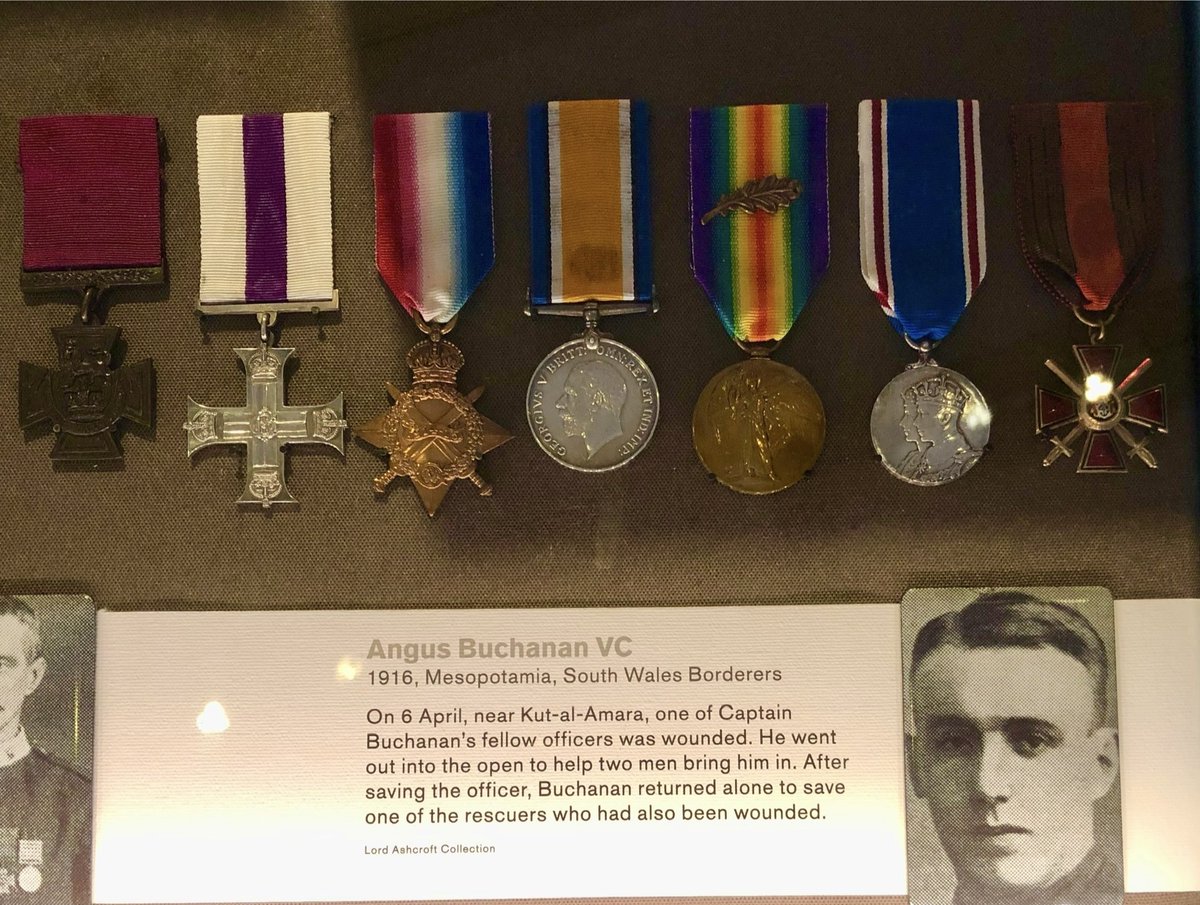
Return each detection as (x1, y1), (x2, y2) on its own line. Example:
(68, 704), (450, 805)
(1011, 102), (1159, 316)
(19, 115), (162, 271)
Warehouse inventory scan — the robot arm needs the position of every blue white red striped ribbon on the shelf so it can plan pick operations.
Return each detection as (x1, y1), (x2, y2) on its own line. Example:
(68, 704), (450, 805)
(197, 112), (334, 306)
(374, 111), (494, 324)
(858, 99), (985, 342)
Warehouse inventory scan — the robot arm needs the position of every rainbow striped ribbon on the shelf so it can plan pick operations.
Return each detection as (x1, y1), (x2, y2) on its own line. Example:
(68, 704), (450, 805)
(689, 104), (829, 344)
(858, 99), (986, 342)
(528, 99), (652, 306)
(374, 111), (495, 324)
(197, 112), (334, 305)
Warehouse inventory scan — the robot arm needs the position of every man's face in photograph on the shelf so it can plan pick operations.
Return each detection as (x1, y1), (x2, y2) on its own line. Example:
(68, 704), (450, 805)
(0, 612), (44, 737)
(909, 642), (1118, 893)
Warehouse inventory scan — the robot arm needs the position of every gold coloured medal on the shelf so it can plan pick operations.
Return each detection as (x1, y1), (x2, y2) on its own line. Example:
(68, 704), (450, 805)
(693, 356), (825, 495)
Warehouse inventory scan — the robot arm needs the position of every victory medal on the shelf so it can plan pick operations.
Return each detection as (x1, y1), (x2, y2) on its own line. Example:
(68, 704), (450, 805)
(186, 113), (346, 508)
(357, 111), (511, 516)
(860, 99), (992, 486)
(525, 99), (659, 472)
(689, 103), (829, 494)
(16, 116), (161, 466)
(1012, 102), (1166, 472)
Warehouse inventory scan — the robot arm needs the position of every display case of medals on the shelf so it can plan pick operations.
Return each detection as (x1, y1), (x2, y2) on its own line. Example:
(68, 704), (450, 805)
(0, 3), (1196, 905)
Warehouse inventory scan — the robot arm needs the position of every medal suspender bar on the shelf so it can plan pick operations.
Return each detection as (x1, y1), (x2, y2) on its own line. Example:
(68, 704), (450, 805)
(17, 115), (162, 466)
(186, 112), (347, 509)
(525, 99), (660, 472)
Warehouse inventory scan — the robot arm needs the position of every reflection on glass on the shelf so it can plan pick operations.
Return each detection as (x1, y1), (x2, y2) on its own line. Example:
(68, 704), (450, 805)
(195, 701), (229, 734)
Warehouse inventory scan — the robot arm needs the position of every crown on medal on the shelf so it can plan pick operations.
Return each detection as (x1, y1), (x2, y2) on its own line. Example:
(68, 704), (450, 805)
(903, 373), (969, 410)
(407, 340), (464, 385)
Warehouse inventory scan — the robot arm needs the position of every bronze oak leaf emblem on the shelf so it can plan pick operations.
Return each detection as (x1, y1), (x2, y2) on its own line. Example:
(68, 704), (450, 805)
(701, 175), (803, 225)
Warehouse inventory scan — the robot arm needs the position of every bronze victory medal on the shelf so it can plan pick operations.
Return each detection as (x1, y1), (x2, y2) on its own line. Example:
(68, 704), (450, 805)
(687, 104), (831, 494)
(693, 357), (825, 495)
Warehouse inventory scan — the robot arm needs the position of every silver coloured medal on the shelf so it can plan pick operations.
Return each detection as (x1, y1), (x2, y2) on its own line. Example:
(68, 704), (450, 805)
(527, 328), (658, 473)
(871, 357), (990, 487)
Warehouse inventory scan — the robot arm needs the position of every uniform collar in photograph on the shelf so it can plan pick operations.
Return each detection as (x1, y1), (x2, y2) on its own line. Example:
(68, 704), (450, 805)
(0, 727), (31, 767)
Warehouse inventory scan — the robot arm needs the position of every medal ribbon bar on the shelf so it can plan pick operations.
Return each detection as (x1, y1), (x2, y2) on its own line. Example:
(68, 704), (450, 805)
(527, 99), (653, 314)
(858, 99), (986, 342)
(374, 111), (495, 324)
(689, 103), (829, 344)
(196, 112), (336, 315)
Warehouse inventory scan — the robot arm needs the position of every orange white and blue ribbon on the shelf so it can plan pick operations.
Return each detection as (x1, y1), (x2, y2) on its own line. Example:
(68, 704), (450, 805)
(689, 103), (829, 344)
(197, 112), (334, 305)
(858, 99), (986, 342)
(528, 99), (652, 306)
(374, 111), (495, 324)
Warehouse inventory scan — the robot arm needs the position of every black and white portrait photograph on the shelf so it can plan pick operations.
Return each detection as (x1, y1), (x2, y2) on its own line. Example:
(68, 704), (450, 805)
(901, 587), (1122, 905)
(0, 595), (94, 904)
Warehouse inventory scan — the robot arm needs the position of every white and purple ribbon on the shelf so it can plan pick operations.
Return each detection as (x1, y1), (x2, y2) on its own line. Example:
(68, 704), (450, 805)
(197, 112), (334, 306)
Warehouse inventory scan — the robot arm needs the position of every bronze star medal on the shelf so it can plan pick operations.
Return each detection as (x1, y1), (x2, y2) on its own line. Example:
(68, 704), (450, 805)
(358, 330), (511, 517)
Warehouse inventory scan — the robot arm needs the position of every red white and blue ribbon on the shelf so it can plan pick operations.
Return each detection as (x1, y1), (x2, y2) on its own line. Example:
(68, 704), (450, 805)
(196, 112), (334, 306)
(858, 99), (986, 342)
(374, 111), (494, 324)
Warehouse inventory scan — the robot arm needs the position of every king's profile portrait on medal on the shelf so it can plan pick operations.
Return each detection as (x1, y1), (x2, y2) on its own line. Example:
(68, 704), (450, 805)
(0, 596), (93, 904)
(556, 360), (628, 460)
(896, 373), (982, 484)
(902, 588), (1123, 905)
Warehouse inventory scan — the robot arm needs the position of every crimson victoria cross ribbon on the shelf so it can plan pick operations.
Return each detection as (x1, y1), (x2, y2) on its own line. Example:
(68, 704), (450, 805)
(16, 116), (161, 466)
(1013, 102), (1167, 473)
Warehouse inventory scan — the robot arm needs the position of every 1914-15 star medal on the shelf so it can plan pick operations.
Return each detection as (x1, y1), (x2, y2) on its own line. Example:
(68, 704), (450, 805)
(357, 337), (511, 517)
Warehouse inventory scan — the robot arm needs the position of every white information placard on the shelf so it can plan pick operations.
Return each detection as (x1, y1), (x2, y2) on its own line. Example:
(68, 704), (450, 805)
(91, 601), (1200, 903)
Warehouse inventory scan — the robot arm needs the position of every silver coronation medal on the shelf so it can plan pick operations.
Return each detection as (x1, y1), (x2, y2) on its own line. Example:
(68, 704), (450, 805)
(870, 343), (990, 487)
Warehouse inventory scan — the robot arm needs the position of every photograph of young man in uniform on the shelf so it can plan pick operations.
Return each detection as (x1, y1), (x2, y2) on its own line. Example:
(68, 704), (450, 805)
(904, 589), (1122, 905)
(0, 597), (91, 904)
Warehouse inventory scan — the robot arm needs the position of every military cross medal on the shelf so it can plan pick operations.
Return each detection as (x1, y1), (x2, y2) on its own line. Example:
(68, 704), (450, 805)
(1013, 102), (1166, 473)
(16, 116), (163, 466)
(185, 344), (345, 507)
(364, 112), (510, 516)
(188, 113), (346, 508)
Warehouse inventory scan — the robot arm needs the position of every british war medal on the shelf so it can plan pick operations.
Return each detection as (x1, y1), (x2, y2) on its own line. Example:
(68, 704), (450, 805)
(17, 116), (160, 465)
(860, 99), (992, 486)
(1012, 103), (1165, 473)
(689, 103), (830, 494)
(186, 113), (346, 508)
(358, 111), (510, 516)
(526, 99), (659, 471)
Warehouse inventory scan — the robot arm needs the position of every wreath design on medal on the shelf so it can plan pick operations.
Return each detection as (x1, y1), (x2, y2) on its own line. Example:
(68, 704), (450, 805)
(387, 384), (486, 490)
(357, 337), (512, 515)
